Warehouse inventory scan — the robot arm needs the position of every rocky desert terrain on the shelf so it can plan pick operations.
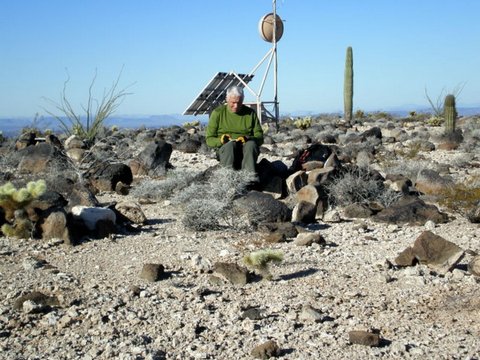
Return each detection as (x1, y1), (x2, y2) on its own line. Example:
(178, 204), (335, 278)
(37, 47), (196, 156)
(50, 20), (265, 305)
(0, 113), (479, 359)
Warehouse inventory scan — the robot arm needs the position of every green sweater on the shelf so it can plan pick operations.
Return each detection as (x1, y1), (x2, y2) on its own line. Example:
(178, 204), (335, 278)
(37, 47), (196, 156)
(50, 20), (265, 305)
(206, 104), (264, 148)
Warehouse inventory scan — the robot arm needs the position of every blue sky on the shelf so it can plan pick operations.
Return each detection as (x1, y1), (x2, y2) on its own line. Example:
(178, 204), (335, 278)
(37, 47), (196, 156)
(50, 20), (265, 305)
(1, 0), (479, 119)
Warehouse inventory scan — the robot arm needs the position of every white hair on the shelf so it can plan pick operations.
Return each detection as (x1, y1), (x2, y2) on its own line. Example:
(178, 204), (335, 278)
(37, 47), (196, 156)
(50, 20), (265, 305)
(226, 86), (244, 100)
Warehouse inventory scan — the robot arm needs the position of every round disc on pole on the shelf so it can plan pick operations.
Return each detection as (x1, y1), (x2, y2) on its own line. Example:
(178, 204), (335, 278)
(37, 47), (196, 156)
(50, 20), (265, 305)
(258, 13), (284, 43)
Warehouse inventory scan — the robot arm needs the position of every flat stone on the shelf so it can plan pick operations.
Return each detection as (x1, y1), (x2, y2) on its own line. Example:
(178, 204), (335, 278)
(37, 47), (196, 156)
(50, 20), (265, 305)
(349, 330), (381, 347)
(468, 256), (480, 276)
(412, 231), (464, 274)
(213, 262), (250, 285)
(294, 232), (326, 246)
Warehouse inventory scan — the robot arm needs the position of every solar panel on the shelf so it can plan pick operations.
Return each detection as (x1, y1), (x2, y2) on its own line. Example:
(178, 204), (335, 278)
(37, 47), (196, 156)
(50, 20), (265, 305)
(183, 72), (254, 116)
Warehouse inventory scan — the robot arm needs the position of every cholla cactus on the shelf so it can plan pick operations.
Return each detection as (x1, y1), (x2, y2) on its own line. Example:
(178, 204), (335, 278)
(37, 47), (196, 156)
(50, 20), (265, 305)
(294, 116), (312, 130)
(0, 180), (46, 222)
(243, 249), (284, 280)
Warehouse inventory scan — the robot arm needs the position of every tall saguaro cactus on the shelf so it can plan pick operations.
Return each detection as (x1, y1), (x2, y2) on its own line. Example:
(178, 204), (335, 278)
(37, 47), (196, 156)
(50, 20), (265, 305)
(444, 94), (456, 134)
(344, 46), (354, 123)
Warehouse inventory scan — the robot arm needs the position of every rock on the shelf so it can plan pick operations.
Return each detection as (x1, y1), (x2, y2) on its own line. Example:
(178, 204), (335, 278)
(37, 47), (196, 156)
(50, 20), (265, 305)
(15, 131), (36, 150)
(258, 222), (299, 239)
(414, 169), (454, 195)
(251, 340), (280, 359)
(263, 232), (287, 243)
(22, 257), (45, 271)
(71, 206), (116, 231)
(294, 232), (326, 246)
(411, 231), (464, 274)
(343, 203), (373, 218)
(395, 246), (417, 267)
(132, 140), (173, 176)
(115, 181), (130, 195)
(213, 262), (250, 285)
(16, 142), (70, 174)
(234, 191), (291, 224)
(301, 160), (324, 171)
(64, 135), (86, 149)
(40, 210), (71, 243)
(241, 307), (263, 320)
(261, 176), (284, 199)
(323, 209), (342, 223)
(175, 139), (202, 153)
(374, 196), (448, 225)
(307, 166), (335, 185)
(286, 170), (308, 194)
(349, 330), (381, 347)
(295, 184), (320, 205)
(467, 256), (480, 276)
(299, 304), (323, 322)
(114, 201), (147, 224)
(14, 291), (59, 311)
(292, 201), (317, 224)
(88, 162), (133, 192)
(140, 263), (165, 282)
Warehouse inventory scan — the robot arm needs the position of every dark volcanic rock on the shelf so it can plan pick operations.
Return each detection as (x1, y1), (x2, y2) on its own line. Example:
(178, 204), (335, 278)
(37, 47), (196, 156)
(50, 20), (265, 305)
(374, 196), (448, 225)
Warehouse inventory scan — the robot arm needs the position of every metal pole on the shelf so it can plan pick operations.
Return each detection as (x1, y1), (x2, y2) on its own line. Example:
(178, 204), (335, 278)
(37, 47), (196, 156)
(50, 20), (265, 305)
(273, 0), (279, 130)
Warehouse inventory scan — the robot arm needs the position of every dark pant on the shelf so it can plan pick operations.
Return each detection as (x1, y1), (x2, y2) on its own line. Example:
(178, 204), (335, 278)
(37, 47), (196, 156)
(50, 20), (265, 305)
(218, 140), (260, 172)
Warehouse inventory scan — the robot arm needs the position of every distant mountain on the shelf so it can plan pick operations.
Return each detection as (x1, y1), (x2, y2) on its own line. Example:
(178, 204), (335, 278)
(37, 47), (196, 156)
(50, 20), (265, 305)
(0, 114), (208, 138)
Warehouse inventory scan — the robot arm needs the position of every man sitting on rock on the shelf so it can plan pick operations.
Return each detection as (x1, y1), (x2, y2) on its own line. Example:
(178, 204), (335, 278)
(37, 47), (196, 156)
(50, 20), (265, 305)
(206, 86), (263, 173)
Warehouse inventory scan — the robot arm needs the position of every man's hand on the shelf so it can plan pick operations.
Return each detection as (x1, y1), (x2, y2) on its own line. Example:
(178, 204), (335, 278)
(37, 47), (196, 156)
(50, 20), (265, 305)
(236, 136), (248, 144)
(220, 134), (232, 144)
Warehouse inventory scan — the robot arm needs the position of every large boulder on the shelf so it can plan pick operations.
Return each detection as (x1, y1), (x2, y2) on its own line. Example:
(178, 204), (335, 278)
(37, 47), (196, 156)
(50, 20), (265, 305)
(130, 140), (172, 177)
(374, 196), (448, 225)
(234, 191), (291, 224)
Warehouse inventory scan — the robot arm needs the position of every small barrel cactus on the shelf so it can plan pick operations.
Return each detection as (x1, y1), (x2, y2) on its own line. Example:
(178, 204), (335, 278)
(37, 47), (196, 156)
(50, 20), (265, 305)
(444, 94), (457, 134)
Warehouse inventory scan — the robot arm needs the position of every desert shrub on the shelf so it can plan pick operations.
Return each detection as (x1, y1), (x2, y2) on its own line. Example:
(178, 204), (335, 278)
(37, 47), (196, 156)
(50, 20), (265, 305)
(325, 166), (401, 207)
(131, 168), (201, 201)
(368, 111), (394, 121)
(396, 141), (422, 160)
(437, 176), (480, 221)
(172, 168), (257, 231)
(385, 160), (438, 183)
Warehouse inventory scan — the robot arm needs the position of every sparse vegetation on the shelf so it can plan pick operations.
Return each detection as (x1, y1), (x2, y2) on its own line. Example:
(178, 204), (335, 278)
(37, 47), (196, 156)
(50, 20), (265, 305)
(438, 176), (480, 222)
(172, 168), (258, 231)
(131, 169), (202, 202)
(326, 166), (401, 208)
(43, 69), (132, 145)
(243, 249), (284, 280)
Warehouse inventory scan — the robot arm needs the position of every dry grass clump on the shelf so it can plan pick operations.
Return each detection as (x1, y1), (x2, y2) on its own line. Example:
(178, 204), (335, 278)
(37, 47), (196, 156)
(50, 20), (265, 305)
(131, 168), (201, 201)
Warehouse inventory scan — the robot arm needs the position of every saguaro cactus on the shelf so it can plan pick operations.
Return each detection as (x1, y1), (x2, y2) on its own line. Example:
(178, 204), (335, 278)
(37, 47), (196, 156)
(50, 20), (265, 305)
(344, 46), (354, 123)
(444, 94), (456, 134)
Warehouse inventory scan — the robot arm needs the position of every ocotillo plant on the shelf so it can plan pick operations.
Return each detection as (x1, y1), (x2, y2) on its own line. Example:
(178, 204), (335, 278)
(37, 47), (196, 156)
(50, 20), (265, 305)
(344, 46), (354, 123)
(444, 94), (456, 134)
